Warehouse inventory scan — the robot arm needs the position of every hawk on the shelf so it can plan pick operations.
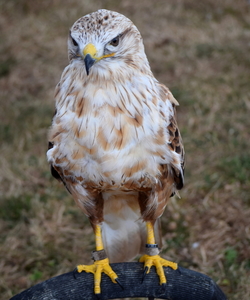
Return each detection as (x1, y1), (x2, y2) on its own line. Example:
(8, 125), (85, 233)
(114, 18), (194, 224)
(47, 9), (184, 295)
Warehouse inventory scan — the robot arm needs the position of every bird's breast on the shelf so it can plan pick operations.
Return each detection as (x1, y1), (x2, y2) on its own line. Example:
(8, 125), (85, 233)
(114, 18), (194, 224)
(48, 78), (176, 189)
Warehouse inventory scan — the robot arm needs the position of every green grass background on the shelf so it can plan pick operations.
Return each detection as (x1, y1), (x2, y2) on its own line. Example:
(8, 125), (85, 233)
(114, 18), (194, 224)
(0, 0), (250, 299)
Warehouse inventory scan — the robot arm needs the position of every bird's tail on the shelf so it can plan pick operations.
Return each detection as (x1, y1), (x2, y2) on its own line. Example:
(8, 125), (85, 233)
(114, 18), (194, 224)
(101, 191), (162, 263)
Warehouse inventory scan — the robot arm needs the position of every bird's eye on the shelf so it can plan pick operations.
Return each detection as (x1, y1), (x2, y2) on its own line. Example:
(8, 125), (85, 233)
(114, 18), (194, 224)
(109, 36), (120, 47)
(71, 37), (78, 47)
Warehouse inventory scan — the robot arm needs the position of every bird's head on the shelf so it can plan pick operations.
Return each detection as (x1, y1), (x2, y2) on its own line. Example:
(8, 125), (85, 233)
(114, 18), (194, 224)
(67, 9), (149, 77)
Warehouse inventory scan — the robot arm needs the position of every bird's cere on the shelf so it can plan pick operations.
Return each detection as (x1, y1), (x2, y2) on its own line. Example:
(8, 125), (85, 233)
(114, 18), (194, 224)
(83, 43), (115, 61)
(83, 43), (98, 59)
(83, 43), (115, 75)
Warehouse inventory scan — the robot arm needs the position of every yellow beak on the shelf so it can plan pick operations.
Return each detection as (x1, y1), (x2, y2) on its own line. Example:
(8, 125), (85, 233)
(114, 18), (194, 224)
(83, 43), (115, 75)
(83, 43), (98, 59)
(83, 44), (97, 75)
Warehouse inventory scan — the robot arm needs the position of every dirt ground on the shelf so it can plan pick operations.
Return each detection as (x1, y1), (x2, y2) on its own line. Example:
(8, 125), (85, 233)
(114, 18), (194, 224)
(0, 1), (249, 299)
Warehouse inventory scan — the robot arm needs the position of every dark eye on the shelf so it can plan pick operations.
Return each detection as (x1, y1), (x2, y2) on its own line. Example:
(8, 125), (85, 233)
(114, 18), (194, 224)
(71, 37), (78, 47)
(109, 36), (120, 47)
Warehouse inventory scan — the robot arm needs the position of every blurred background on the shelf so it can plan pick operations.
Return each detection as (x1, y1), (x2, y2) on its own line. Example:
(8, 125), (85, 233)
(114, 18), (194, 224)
(0, 0), (249, 299)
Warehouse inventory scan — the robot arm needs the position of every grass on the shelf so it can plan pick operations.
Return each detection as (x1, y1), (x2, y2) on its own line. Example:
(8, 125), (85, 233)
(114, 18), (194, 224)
(0, 0), (250, 299)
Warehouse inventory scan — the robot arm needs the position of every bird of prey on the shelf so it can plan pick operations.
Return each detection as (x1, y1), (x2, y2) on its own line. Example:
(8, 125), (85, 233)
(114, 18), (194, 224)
(47, 9), (184, 295)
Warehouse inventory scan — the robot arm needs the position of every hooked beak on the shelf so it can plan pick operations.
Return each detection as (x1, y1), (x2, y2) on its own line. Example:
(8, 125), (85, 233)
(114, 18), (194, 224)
(82, 43), (115, 75)
(83, 43), (97, 76)
(84, 54), (95, 76)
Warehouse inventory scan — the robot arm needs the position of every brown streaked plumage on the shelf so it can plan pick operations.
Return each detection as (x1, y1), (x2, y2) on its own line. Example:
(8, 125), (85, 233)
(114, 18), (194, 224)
(47, 9), (184, 293)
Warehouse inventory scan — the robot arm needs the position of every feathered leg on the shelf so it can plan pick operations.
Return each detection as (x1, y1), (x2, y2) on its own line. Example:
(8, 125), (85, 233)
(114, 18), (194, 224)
(140, 221), (177, 285)
(77, 223), (122, 294)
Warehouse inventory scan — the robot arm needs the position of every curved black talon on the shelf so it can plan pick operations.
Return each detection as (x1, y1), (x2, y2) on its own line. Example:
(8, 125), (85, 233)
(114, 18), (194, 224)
(142, 266), (149, 283)
(115, 278), (124, 290)
(73, 267), (79, 279)
(159, 283), (167, 292)
(95, 293), (101, 300)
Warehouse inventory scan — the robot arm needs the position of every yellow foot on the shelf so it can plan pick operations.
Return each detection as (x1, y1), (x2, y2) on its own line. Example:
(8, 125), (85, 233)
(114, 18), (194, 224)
(77, 258), (121, 294)
(139, 254), (178, 285)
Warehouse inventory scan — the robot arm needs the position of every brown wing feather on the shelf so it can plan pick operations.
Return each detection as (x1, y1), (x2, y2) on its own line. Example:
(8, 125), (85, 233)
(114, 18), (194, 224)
(165, 87), (185, 190)
(48, 108), (73, 195)
(138, 87), (185, 222)
(48, 141), (63, 181)
(48, 141), (72, 195)
(167, 109), (185, 190)
(48, 110), (65, 183)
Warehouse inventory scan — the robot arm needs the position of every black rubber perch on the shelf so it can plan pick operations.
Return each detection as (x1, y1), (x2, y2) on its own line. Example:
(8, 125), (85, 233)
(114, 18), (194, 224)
(10, 262), (227, 300)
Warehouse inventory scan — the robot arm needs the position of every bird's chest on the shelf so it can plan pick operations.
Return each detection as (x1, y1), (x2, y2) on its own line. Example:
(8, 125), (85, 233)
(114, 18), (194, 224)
(49, 102), (169, 188)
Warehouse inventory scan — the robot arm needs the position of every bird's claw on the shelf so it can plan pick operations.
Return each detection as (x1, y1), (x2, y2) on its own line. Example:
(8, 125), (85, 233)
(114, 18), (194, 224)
(73, 267), (79, 279)
(139, 254), (177, 285)
(76, 258), (119, 294)
(115, 278), (124, 290)
(142, 266), (149, 283)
